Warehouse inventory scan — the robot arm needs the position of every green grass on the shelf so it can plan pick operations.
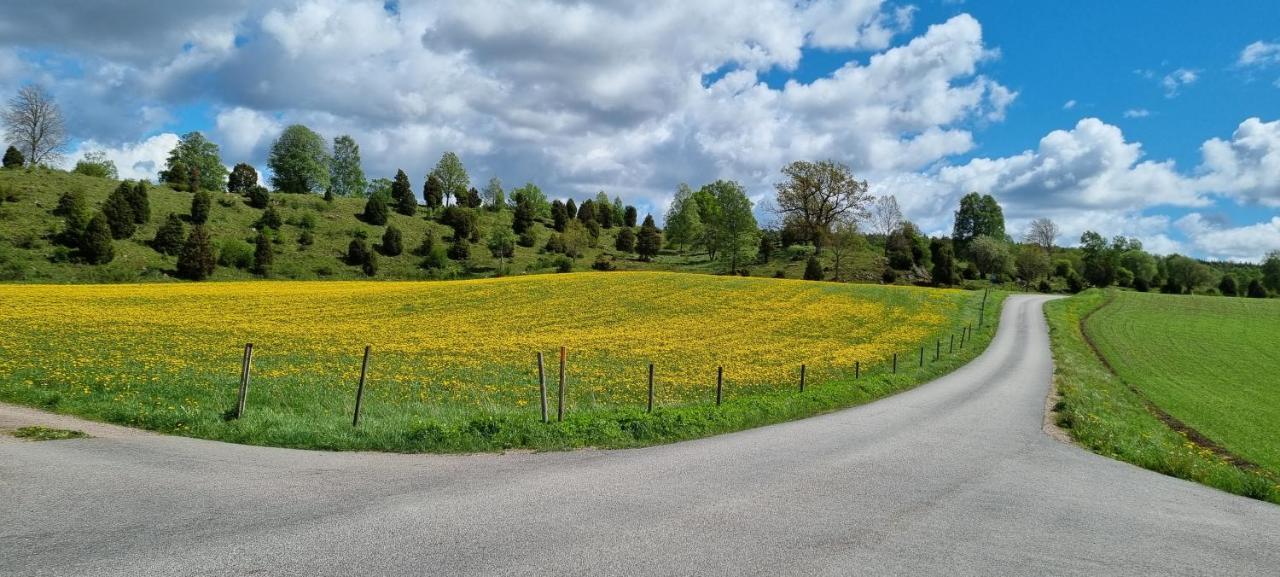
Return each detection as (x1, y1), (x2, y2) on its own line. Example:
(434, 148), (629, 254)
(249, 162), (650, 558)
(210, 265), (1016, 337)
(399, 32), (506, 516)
(12, 426), (88, 441)
(0, 167), (891, 283)
(1045, 290), (1279, 503)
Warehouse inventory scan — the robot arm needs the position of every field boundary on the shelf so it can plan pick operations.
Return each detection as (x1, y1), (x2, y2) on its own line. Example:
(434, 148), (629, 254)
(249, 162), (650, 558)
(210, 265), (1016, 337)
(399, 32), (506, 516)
(1078, 291), (1271, 478)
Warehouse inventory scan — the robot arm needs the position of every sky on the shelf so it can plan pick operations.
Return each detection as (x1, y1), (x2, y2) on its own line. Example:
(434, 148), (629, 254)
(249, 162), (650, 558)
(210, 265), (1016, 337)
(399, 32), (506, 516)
(2, 0), (1279, 261)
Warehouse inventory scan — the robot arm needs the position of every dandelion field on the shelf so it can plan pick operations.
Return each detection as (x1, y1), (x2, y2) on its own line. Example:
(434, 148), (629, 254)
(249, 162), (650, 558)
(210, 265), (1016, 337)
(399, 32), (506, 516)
(0, 272), (996, 451)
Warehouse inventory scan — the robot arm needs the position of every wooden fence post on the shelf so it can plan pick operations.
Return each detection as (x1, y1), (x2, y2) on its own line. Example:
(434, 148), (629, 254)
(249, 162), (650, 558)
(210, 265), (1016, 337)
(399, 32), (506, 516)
(949, 334), (955, 353)
(715, 366), (723, 406)
(647, 363), (655, 413)
(936, 339), (941, 361)
(557, 346), (566, 422)
(855, 361), (860, 380)
(234, 343), (254, 419)
(799, 364), (806, 392)
(893, 353), (898, 374)
(352, 345), (370, 427)
(979, 289), (989, 327)
(537, 352), (548, 423)
(919, 346), (924, 367)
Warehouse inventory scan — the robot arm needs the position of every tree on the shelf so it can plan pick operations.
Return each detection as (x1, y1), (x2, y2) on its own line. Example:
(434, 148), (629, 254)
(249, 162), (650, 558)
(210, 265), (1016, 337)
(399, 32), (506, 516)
(487, 227), (516, 263)
(447, 237), (470, 261)
(885, 228), (915, 270)
(870, 195), (903, 237)
(464, 186), (482, 208)
(828, 220), (863, 281)
(774, 160), (871, 248)
(151, 213), (186, 256)
(594, 191), (614, 228)
(1015, 244), (1051, 284)
(391, 169), (416, 216)
(1024, 218), (1059, 252)
(3, 85), (68, 166)
(664, 185), (703, 252)
(362, 253), (379, 277)
(565, 199), (577, 223)
(624, 205), (638, 228)
(257, 205), (283, 230)
(757, 229), (780, 263)
(176, 225), (216, 280)
(2, 145), (23, 168)
(79, 212), (114, 264)
(160, 132), (226, 192)
(251, 231), (273, 276)
(72, 151), (118, 179)
(1248, 278), (1268, 298)
(615, 227), (636, 253)
(1262, 251), (1280, 293)
(328, 135), (366, 197)
(268, 124), (330, 194)
(707, 180), (758, 273)
(804, 255), (823, 281)
(380, 225), (403, 256)
(190, 190), (212, 225)
(970, 236), (1013, 279)
(1219, 274), (1239, 297)
(952, 192), (1006, 256)
(636, 215), (662, 261)
(551, 200), (569, 232)
(346, 238), (371, 266)
(127, 180), (150, 224)
(101, 183), (137, 239)
(429, 152), (469, 206)
(692, 185), (722, 258)
(577, 199), (596, 223)
(247, 185), (271, 209)
(1163, 255), (1214, 294)
(228, 163), (258, 195)
(513, 197), (535, 234)
(362, 193), (389, 225)
(483, 176), (505, 210)
(1119, 248), (1158, 289)
(423, 174), (444, 210)
(55, 189), (90, 244)
(930, 238), (956, 286)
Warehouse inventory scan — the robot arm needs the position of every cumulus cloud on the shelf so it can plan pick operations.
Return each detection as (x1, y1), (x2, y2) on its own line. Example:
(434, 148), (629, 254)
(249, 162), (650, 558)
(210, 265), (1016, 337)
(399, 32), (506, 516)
(1238, 41), (1280, 67)
(63, 133), (181, 181)
(1175, 213), (1280, 262)
(1196, 117), (1280, 206)
(1161, 68), (1198, 98)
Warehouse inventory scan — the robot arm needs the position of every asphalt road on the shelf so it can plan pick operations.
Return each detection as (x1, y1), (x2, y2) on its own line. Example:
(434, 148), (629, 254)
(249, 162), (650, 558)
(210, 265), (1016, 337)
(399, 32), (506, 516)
(3, 295), (1279, 576)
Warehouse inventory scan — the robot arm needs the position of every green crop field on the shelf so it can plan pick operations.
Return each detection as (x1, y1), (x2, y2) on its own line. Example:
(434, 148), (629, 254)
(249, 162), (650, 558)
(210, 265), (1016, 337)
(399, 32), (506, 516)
(0, 273), (1001, 452)
(1046, 290), (1278, 503)
(1084, 290), (1280, 473)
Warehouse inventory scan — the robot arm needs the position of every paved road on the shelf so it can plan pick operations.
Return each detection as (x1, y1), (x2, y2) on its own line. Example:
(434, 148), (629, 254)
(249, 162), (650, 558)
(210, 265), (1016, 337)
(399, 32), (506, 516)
(3, 295), (1278, 576)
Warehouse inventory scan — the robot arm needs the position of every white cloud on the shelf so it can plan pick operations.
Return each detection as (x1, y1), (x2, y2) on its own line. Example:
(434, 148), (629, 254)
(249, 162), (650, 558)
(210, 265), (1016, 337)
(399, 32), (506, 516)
(1123, 108), (1150, 118)
(1239, 41), (1280, 67)
(1161, 68), (1198, 98)
(1175, 213), (1280, 262)
(1196, 117), (1280, 206)
(1062, 99), (1076, 110)
(64, 133), (181, 181)
(214, 107), (281, 163)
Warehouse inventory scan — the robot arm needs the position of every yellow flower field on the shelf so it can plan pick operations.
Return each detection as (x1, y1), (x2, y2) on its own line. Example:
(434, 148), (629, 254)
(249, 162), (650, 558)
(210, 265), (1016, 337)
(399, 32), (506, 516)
(0, 272), (984, 450)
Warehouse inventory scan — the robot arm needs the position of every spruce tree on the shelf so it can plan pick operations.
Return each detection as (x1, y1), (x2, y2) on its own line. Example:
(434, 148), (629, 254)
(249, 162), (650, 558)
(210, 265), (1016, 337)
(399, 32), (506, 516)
(54, 190), (90, 245)
(565, 199), (577, 222)
(447, 237), (470, 260)
(252, 231), (273, 276)
(381, 225), (403, 256)
(423, 174), (444, 210)
(101, 183), (137, 239)
(152, 213), (186, 256)
(79, 212), (115, 264)
(513, 198), (535, 234)
(636, 215), (662, 261)
(804, 255), (823, 281)
(176, 225), (216, 280)
(128, 180), (150, 224)
(247, 185), (271, 209)
(346, 238), (370, 266)
(2, 145), (23, 169)
(190, 190), (212, 225)
(624, 205), (637, 228)
(362, 193), (389, 225)
(551, 200), (568, 232)
(257, 205), (283, 230)
(394, 171), (417, 216)
(615, 227), (636, 253)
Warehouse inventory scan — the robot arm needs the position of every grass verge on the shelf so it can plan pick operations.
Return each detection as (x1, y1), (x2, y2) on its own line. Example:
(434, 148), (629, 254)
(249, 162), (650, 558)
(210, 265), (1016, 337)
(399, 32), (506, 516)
(1044, 290), (1279, 504)
(12, 426), (88, 441)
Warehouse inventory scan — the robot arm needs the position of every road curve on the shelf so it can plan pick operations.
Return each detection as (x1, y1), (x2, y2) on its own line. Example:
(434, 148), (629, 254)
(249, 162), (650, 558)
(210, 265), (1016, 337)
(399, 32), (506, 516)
(3, 295), (1279, 576)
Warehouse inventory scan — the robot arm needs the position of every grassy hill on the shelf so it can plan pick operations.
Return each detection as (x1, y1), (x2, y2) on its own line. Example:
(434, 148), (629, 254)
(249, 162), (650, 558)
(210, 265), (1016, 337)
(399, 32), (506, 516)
(0, 168), (886, 284)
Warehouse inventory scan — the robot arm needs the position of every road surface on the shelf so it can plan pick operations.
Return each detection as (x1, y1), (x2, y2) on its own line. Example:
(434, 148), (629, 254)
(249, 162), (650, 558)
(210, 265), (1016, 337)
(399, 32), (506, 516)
(3, 295), (1278, 576)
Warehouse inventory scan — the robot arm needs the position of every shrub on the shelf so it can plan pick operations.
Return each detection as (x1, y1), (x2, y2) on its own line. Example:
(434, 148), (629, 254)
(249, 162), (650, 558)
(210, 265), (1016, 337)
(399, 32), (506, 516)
(544, 233), (565, 254)
(257, 206), (283, 230)
(295, 211), (317, 230)
(228, 163), (258, 195)
(362, 252), (378, 276)
(786, 244), (817, 261)
(803, 255), (823, 281)
(447, 237), (470, 260)
(636, 215), (661, 261)
(440, 206), (478, 240)
(101, 183), (137, 239)
(1066, 271), (1085, 293)
(881, 267), (897, 284)
(298, 229), (315, 247)
(251, 231), (273, 276)
(556, 256), (573, 273)
(362, 194), (389, 225)
(151, 213), (186, 256)
(177, 226), (217, 280)
(247, 185), (271, 209)
(487, 227), (515, 260)
(1219, 275), (1238, 297)
(615, 227), (636, 253)
(190, 190), (212, 225)
(518, 229), (537, 248)
(381, 225), (403, 256)
(1134, 277), (1151, 292)
(774, 269), (786, 278)
(592, 254), (615, 271)
(72, 152), (117, 179)
(217, 238), (254, 269)
(1038, 279), (1052, 293)
(127, 181), (150, 224)
(1247, 278), (1268, 298)
(54, 190), (89, 245)
(2, 146), (23, 169)
(79, 213), (115, 264)
(346, 238), (371, 266)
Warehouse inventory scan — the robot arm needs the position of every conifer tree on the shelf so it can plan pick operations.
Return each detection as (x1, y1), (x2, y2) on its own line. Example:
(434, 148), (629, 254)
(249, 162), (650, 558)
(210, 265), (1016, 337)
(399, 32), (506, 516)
(151, 213), (186, 256)
(636, 215), (662, 261)
(804, 255), (823, 281)
(252, 231), (273, 276)
(177, 225), (216, 280)
(381, 225), (403, 256)
(128, 180), (150, 224)
(102, 183), (137, 239)
(79, 212), (115, 264)
(362, 193), (389, 225)
(190, 190), (212, 225)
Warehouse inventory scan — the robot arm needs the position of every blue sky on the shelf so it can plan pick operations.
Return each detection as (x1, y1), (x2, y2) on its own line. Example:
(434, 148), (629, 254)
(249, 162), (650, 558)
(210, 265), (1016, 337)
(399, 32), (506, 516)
(3, 0), (1280, 260)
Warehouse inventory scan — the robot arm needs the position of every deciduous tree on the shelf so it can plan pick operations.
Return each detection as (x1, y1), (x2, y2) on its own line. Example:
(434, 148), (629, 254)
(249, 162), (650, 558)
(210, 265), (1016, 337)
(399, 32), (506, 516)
(268, 125), (330, 194)
(161, 132), (226, 192)
(2, 85), (67, 166)
(774, 159), (871, 248)
(328, 135), (366, 197)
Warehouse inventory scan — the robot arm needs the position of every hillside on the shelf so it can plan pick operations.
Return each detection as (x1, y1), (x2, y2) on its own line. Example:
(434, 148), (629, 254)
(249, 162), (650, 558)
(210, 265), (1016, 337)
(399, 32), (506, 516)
(0, 168), (886, 284)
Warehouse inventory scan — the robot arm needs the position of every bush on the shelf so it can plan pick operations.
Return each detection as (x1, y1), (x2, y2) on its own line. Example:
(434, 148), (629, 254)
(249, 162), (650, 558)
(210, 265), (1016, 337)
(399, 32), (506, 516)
(591, 254), (615, 271)
(544, 233), (565, 254)
(101, 183), (136, 239)
(151, 213), (186, 256)
(177, 226), (217, 280)
(615, 227), (636, 253)
(54, 190), (89, 245)
(803, 255), (823, 281)
(786, 244), (816, 261)
(228, 163), (258, 195)
(298, 229), (315, 247)
(1038, 279), (1052, 293)
(421, 244), (450, 270)
(381, 225), (403, 256)
(447, 237), (470, 260)
(127, 181), (150, 224)
(257, 206), (283, 230)
(346, 238), (371, 266)
(440, 206), (478, 241)
(774, 269), (786, 279)
(518, 229), (537, 248)
(2, 146), (23, 169)
(247, 185), (271, 209)
(362, 253), (378, 276)
(1248, 278), (1268, 298)
(1066, 271), (1085, 293)
(217, 237), (254, 269)
(556, 256), (573, 273)
(1134, 277), (1150, 292)
(79, 213), (115, 264)
(881, 267), (897, 284)
(362, 194), (389, 225)
(251, 232), (273, 276)
(1219, 275), (1238, 297)
(190, 190), (212, 225)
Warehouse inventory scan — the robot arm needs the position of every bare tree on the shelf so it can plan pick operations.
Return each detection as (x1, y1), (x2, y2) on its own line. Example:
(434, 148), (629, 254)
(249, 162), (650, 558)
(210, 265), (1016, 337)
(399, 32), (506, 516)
(774, 159), (872, 248)
(1024, 218), (1060, 252)
(870, 195), (903, 237)
(3, 85), (68, 167)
